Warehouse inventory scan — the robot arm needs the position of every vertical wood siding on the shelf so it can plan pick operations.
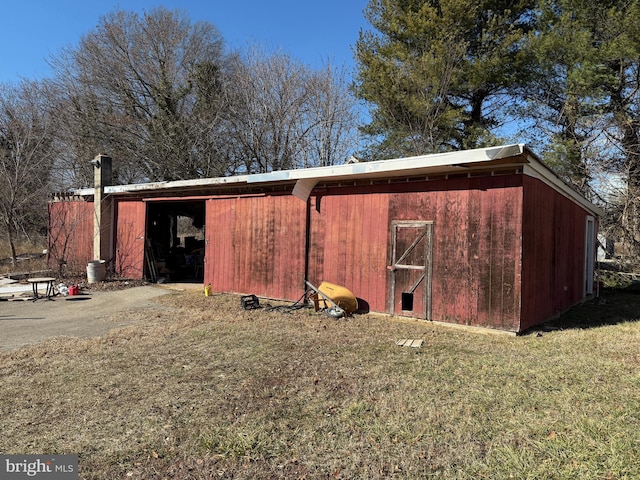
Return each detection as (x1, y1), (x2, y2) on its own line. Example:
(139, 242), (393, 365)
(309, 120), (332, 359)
(205, 193), (306, 300)
(520, 176), (590, 331)
(48, 200), (94, 271)
(308, 175), (523, 331)
(115, 199), (146, 278)
(51, 170), (594, 333)
(307, 189), (390, 314)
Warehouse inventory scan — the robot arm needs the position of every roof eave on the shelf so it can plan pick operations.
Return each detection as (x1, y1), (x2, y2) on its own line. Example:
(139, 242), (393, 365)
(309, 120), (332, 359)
(249, 144), (527, 185)
(61, 144), (603, 218)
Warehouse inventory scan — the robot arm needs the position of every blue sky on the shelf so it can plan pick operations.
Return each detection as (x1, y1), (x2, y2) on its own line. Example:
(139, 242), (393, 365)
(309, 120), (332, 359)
(0, 0), (370, 84)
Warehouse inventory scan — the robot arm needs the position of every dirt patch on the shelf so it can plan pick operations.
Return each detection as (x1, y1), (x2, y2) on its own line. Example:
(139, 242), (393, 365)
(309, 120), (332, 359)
(56, 276), (151, 292)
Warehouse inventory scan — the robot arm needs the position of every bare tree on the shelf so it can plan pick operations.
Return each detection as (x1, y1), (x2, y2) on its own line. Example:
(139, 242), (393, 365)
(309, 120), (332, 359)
(0, 80), (57, 267)
(50, 7), (230, 185)
(302, 62), (361, 167)
(224, 47), (313, 173)
(224, 47), (360, 173)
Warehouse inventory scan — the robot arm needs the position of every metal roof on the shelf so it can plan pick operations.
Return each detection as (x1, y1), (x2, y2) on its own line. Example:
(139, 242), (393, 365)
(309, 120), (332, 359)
(68, 143), (602, 216)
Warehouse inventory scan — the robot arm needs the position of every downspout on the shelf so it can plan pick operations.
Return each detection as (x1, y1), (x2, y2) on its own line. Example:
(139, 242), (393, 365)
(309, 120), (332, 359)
(293, 178), (318, 295)
(304, 196), (311, 290)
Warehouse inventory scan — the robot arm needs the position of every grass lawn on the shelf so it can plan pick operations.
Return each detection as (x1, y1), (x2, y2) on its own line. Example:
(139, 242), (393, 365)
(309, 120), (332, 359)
(1, 289), (639, 479)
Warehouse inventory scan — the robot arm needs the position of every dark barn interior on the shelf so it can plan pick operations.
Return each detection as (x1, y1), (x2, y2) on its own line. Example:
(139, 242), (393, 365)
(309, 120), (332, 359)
(145, 200), (206, 282)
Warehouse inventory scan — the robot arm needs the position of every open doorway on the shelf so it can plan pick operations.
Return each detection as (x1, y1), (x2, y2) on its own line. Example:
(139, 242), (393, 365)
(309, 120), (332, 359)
(146, 200), (206, 282)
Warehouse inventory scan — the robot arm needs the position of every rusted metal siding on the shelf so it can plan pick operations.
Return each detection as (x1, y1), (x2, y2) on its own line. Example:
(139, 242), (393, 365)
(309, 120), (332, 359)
(520, 176), (591, 331)
(48, 200), (94, 271)
(205, 193), (306, 300)
(308, 175), (524, 331)
(114, 199), (146, 278)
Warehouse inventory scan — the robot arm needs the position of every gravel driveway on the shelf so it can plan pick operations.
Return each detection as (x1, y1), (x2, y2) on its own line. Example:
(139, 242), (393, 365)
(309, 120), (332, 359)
(0, 285), (173, 351)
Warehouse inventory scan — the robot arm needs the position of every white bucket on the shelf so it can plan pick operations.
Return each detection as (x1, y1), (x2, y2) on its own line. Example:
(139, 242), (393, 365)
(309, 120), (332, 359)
(87, 260), (106, 283)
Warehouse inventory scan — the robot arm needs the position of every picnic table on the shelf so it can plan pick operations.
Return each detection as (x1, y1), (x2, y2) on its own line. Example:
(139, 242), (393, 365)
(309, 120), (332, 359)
(27, 277), (56, 301)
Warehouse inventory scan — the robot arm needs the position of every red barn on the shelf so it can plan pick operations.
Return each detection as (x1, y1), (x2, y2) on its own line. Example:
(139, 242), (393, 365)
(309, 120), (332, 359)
(49, 144), (601, 333)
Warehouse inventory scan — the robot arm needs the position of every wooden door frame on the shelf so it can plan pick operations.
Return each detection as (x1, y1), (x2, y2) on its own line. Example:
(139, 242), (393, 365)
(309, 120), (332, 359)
(389, 220), (433, 319)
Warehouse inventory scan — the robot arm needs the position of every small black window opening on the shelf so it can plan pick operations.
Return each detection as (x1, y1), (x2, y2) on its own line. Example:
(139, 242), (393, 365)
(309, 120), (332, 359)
(401, 292), (414, 311)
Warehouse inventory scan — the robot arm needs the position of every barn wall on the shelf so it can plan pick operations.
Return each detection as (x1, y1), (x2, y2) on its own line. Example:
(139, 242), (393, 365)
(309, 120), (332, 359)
(429, 175), (522, 331)
(308, 174), (524, 331)
(51, 168), (594, 333)
(307, 188), (390, 314)
(205, 193), (307, 300)
(520, 176), (593, 331)
(114, 199), (146, 278)
(48, 200), (94, 272)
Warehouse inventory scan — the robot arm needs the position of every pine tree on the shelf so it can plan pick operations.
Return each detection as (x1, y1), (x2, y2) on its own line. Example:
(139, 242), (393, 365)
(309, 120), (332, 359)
(354, 0), (536, 159)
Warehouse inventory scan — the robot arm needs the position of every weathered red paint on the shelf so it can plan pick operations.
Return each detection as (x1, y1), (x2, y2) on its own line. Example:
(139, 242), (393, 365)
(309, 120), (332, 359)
(307, 189), (391, 315)
(520, 176), (593, 331)
(114, 199), (146, 278)
(48, 200), (94, 271)
(49, 163), (596, 333)
(307, 175), (524, 331)
(204, 193), (306, 300)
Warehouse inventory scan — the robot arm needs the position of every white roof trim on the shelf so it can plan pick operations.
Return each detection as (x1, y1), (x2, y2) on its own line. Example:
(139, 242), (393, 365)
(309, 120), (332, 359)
(68, 144), (525, 196)
(65, 143), (601, 217)
(71, 173), (252, 196)
(523, 159), (603, 217)
(248, 143), (526, 184)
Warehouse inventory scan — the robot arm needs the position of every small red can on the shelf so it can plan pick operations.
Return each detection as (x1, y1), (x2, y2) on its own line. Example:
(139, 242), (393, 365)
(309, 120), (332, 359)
(68, 285), (79, 296)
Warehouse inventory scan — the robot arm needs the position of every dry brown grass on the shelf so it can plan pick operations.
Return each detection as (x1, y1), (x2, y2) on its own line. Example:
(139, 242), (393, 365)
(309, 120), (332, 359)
(0, 238), (48, 276)
(1, 289), (639, 479)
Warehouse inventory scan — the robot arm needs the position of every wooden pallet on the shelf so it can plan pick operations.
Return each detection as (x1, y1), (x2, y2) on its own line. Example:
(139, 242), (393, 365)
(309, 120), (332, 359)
(396, 339), (424, 348)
